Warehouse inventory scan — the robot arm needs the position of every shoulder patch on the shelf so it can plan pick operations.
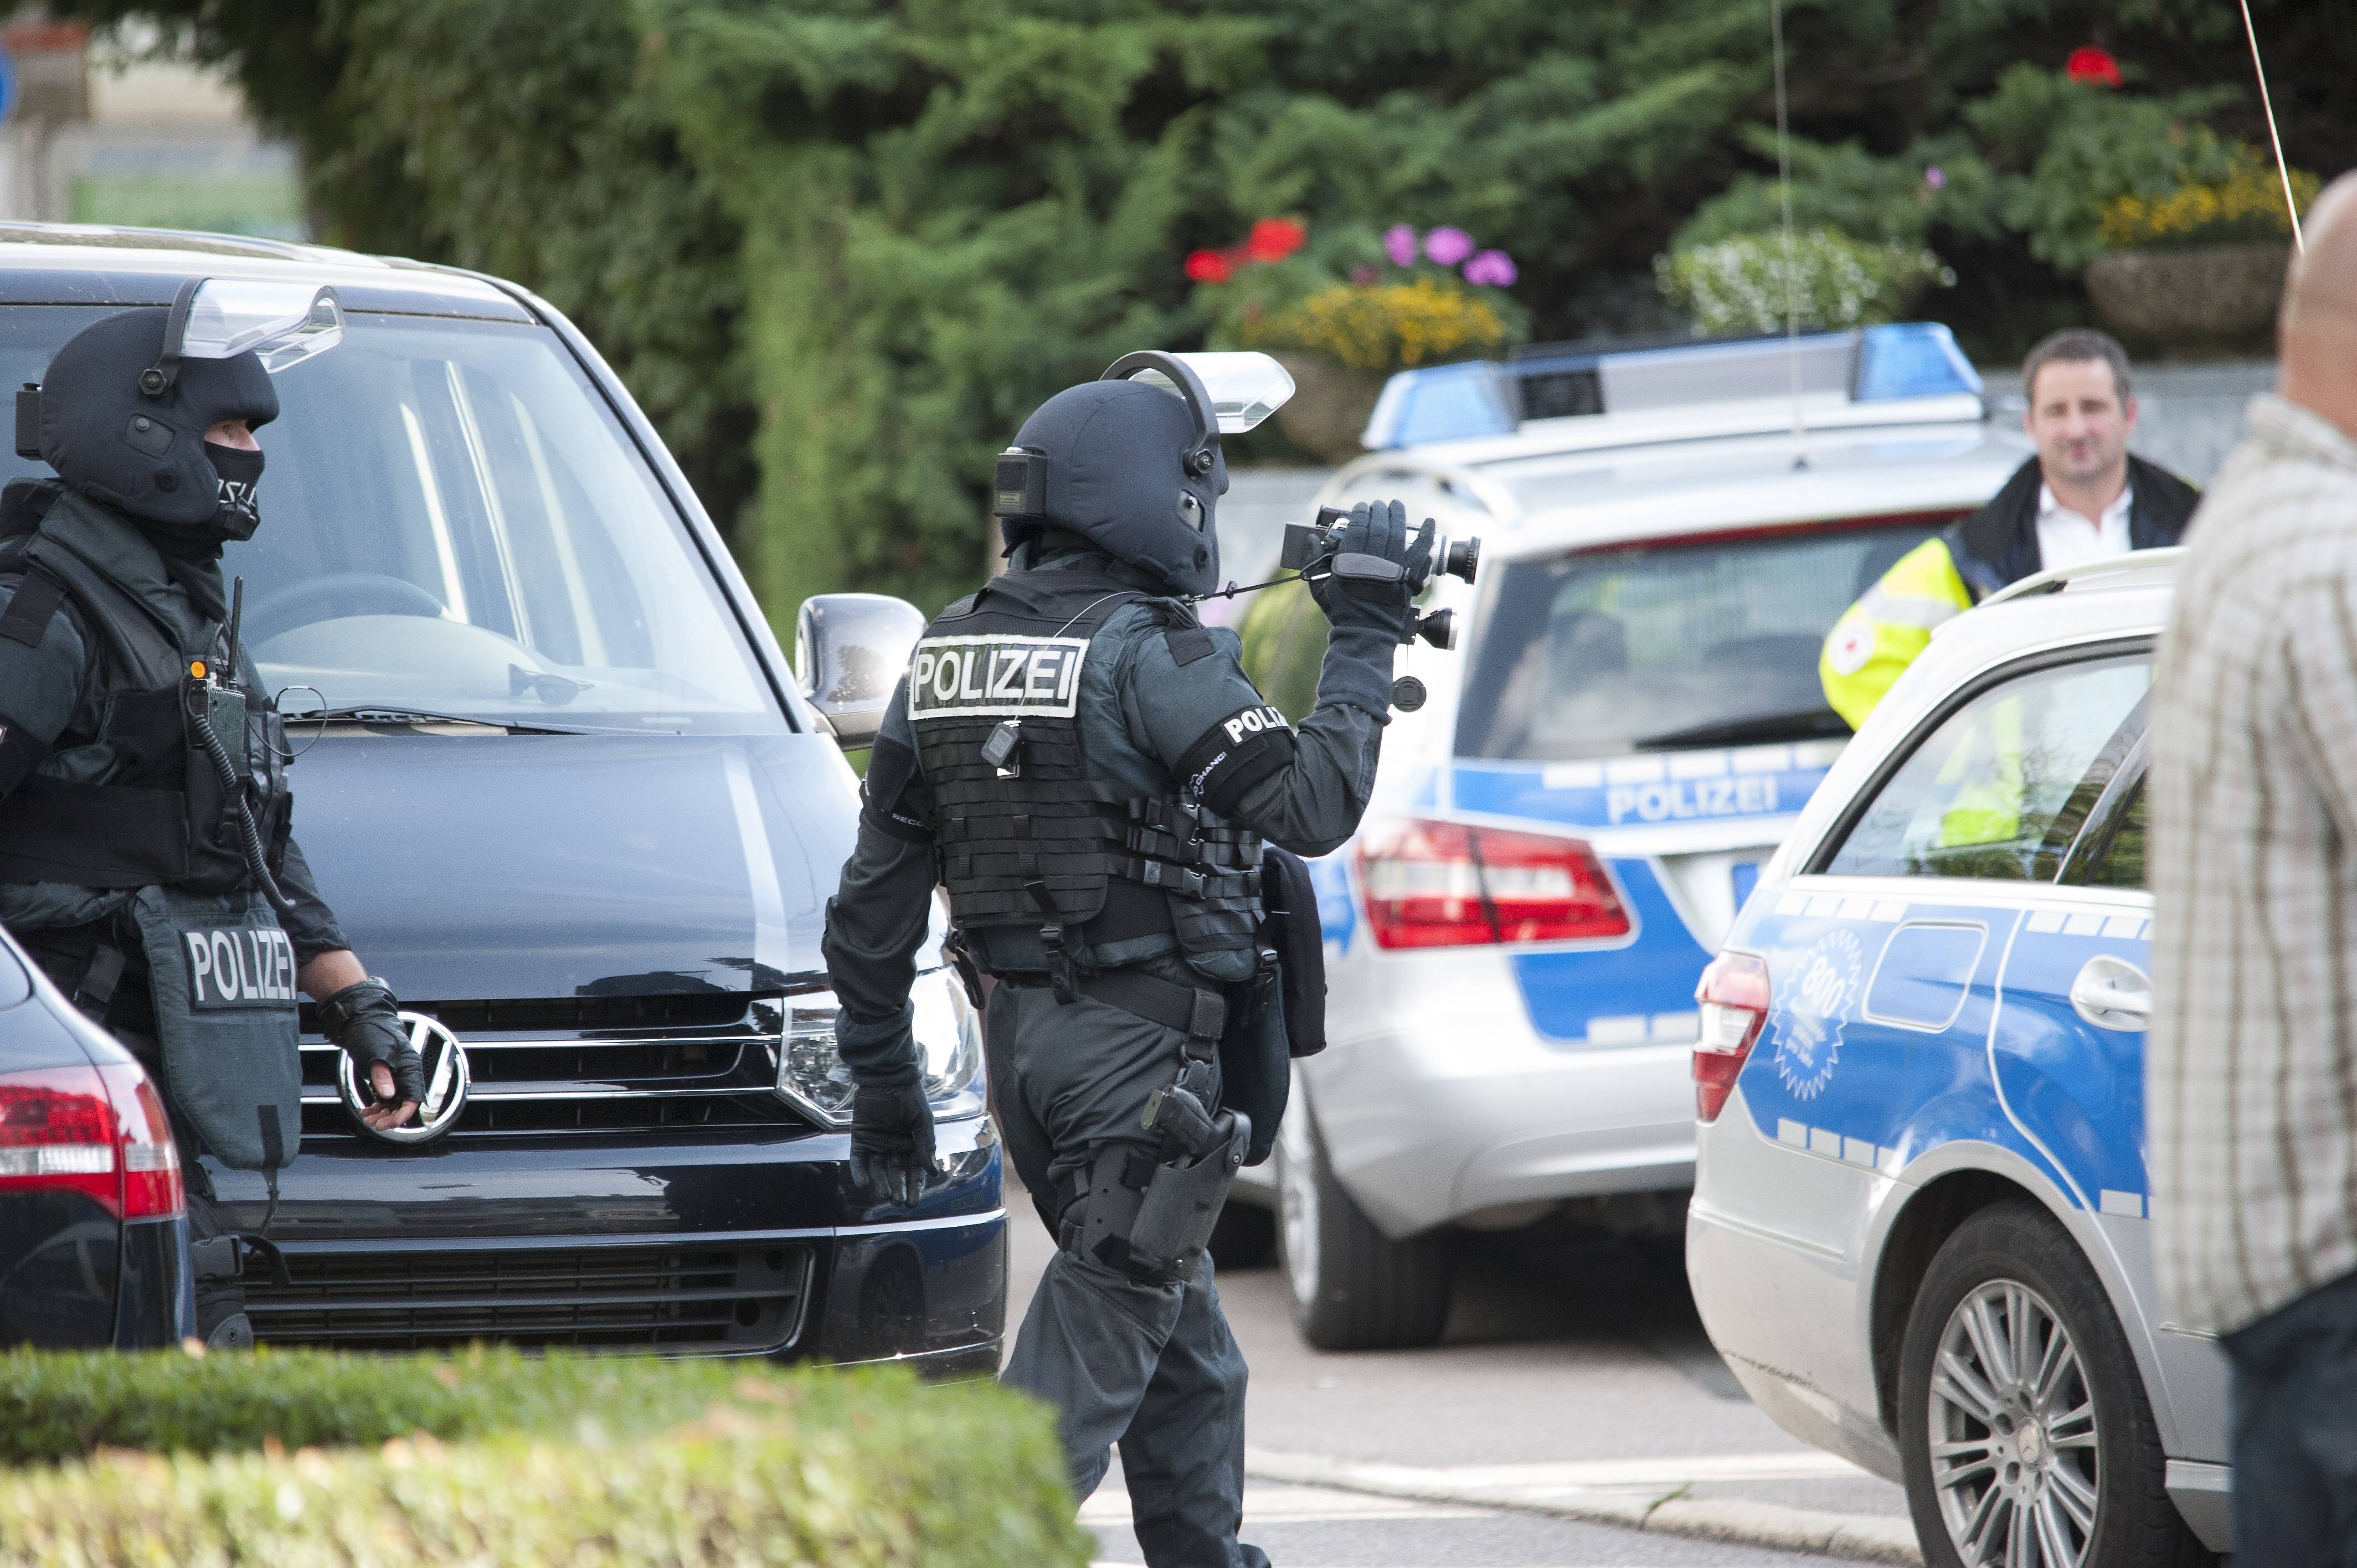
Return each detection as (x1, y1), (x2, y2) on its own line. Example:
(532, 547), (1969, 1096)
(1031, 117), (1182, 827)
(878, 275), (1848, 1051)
(1163, 621), (1217, 667)
(907, 633), (1089, 721)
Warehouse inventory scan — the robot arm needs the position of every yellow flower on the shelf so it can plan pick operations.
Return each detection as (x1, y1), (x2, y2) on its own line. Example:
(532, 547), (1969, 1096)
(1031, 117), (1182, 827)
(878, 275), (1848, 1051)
(2099, 147), (2319, 250)
(1242, 279), (1508, 372)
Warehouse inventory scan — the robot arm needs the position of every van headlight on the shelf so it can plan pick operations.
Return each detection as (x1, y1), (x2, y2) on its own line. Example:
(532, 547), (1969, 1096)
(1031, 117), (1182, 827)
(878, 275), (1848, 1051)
(777, 969), (984, 1125)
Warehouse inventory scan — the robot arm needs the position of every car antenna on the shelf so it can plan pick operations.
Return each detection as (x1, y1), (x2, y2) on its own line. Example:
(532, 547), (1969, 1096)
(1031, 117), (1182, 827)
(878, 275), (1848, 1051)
(2237, 0), (2303, 255)
(1769, 0), (1809, 470)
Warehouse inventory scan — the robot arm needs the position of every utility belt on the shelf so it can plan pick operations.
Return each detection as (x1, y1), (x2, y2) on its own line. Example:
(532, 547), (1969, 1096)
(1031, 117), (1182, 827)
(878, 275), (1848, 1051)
(1000, 963), (1228, 1053)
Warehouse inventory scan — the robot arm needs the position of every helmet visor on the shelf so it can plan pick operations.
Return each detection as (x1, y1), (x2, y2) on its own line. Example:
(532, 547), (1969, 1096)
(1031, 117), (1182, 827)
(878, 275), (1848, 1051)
(179, 280), (346, 374)
(1129, 351), (1295, 433)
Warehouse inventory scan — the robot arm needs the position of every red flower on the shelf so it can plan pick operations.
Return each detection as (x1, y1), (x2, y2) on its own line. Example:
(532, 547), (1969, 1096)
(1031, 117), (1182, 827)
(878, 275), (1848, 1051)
(1185, 249), (1236, 283)
(1244, 217), (1306, 263)
(2066, 46), (2121, 87)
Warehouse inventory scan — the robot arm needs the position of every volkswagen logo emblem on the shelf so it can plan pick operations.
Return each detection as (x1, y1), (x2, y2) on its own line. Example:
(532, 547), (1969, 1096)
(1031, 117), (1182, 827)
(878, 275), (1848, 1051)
(337, 1012), (470, 1143)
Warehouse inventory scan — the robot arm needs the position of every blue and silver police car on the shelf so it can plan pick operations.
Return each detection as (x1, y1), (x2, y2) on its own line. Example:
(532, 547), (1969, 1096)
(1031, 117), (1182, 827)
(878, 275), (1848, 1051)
(1686, 551), (2229, 1563)
(1232, 325), (2029, 1349)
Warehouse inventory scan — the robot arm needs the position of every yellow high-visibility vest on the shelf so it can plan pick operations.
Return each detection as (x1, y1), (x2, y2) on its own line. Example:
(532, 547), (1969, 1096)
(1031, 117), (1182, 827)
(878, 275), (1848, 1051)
(1819, 538), (1975, 730)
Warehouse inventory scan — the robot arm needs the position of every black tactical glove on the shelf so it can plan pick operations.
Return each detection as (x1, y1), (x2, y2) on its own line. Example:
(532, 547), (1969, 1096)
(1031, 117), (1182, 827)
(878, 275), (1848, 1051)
(850, 1078), (936, 1208)
(1309, 498), (1435, 641)
(316, 977), (425, 1106)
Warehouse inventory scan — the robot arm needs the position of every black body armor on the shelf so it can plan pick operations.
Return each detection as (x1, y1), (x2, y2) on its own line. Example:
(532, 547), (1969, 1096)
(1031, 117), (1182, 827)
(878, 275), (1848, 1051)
(907, 569), (1263, 986)
(0, 497), (289, 893)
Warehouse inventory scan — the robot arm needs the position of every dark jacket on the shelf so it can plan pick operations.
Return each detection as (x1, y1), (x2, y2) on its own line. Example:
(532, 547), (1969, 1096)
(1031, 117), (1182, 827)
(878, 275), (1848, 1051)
(1945, 454), (2201, 601)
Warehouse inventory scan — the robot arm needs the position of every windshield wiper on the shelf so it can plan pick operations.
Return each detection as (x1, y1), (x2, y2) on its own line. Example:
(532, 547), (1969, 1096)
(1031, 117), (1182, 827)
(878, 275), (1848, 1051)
(1632, 707), (1851, 751)
(292, 704), (590, 735)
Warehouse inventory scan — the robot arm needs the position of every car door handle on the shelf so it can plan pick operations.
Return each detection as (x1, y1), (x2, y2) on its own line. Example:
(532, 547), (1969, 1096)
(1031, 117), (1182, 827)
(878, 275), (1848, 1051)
(2070, 955), (2153, 1031)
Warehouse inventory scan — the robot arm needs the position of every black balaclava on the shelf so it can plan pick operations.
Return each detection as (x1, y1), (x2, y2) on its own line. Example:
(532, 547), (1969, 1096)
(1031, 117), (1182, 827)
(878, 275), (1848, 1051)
(39, 306), (279, 545)
(1000, 379), (1229, 597)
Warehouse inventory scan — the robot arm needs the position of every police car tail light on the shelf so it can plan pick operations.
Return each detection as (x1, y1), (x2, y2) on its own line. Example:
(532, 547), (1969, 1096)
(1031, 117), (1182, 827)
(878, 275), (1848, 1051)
(1357, 818), (1629, 949)
(0, 1064), (179, 1220)
(1692, 951), (1769, 1123)
(99, 1064), (184, 1220)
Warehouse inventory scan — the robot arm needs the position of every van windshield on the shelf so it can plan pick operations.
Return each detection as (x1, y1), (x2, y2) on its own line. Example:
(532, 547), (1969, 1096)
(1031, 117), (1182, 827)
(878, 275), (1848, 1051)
(1453, 518), (1953, 761)
(0, 306), (782, 734)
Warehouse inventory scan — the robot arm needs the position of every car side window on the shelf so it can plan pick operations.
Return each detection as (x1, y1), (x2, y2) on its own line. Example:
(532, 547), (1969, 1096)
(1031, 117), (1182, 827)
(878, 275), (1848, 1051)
(1824, 653), (2150, 881)
(2079, 780), (2148, 889)
(1238, 578), (1328, 724)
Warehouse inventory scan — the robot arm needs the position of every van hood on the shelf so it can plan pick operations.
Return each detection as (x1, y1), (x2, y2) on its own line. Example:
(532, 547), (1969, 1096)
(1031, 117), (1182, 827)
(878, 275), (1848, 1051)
(285, 732), (860, 1003)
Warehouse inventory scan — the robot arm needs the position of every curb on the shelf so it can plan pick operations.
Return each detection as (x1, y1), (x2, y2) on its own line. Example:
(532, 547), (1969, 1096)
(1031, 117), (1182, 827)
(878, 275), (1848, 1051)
(1244, 1448), (1923, 1566)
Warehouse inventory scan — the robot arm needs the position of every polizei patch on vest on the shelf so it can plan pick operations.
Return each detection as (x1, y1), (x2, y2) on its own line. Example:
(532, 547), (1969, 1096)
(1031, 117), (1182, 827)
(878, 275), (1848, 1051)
(183, 925), (299, 1010)
(908, 635), (1090, 720)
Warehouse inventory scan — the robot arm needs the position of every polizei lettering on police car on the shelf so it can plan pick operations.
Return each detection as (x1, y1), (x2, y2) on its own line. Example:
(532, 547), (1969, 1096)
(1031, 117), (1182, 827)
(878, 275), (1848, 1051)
(1605, 773), (1779, 826)
(183, 925), (300, 1010)
(908, 634), (1090, 720)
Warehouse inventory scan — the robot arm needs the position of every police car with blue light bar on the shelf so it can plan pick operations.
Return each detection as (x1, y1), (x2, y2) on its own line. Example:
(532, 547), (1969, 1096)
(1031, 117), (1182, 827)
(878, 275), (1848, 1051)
(1232, 322), (2034, 1351)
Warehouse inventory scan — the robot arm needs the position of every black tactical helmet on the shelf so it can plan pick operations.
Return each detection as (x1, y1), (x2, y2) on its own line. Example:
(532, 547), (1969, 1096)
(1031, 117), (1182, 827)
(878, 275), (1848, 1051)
(998, 376), (1229, 596)
(37, 306), (279, 539)
(994, 352), (1295, 599)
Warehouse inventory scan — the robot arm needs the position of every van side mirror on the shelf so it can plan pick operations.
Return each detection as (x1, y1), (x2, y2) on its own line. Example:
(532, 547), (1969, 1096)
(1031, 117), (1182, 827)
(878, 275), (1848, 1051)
(795, 593), (925, 751)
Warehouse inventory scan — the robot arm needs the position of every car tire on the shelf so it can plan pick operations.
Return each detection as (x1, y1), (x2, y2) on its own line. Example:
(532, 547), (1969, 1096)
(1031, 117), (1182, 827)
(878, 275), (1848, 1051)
(1275, 1096), (1452, 1350)
(1207, 1199), (1277, 1270)
(1897, 1200), (2213, 1568)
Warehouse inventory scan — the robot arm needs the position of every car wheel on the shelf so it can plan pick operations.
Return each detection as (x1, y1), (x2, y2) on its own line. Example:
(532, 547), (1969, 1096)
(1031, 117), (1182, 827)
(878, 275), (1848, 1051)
(1897, 1200), (2212, 1568)
(1275, 1095), (1452, 1350)
(1207, 1200), (1277, 1270)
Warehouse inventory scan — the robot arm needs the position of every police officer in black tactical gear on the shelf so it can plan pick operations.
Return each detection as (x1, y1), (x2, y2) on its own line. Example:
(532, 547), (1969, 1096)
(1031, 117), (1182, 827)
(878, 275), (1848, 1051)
(824, 351), (1427, 1566)
(0, 281), (425, 1348)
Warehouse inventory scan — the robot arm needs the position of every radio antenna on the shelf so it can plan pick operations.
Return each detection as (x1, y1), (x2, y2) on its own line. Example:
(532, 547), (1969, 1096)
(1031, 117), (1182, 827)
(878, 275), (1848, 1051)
(1769, 0), (1808, 466)
(2237, 0), (2303, 254)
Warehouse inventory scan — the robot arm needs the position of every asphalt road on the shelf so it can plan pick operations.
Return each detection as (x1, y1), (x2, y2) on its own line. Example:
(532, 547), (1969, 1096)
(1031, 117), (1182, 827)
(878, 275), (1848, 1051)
(1004, 1189), (1916, 1567)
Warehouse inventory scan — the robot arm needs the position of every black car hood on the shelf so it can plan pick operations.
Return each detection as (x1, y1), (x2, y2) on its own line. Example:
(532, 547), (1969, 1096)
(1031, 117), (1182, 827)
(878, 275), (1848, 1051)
(286, 732), (860, 1003)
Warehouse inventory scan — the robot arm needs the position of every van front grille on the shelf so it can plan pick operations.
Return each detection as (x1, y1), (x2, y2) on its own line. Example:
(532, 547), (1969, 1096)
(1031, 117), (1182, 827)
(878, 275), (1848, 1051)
(245, 1242), (812, 1353)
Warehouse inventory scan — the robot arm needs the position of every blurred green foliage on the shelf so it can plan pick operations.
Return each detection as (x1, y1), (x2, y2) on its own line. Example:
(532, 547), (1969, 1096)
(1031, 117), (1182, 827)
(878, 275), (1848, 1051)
(50, 0), (2355, 623)
(0, 1350), (1088, 1566)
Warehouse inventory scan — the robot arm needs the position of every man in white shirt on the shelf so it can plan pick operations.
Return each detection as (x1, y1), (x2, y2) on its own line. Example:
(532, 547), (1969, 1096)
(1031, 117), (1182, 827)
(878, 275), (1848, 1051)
(1820, 329), (2199, 726)
(2149, 171), (2357, 1562)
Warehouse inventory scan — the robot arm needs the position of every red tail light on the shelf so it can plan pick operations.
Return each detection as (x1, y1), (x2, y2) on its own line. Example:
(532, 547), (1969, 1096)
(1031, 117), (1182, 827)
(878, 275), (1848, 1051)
(1692, 952), (1769, 1123)
(1357, 817), (1631, 950)
(0, 1063), (183, 1220)
(99, 1064), (184, 1220)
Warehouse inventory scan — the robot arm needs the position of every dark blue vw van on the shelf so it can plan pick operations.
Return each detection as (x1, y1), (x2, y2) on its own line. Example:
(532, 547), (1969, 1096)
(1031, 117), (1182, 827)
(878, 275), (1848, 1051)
(0, 225), (1000, 1369)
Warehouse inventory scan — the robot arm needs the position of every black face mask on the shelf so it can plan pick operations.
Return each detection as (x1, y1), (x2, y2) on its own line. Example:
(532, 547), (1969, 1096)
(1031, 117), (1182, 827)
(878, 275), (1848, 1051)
(204, 442), (264, 541)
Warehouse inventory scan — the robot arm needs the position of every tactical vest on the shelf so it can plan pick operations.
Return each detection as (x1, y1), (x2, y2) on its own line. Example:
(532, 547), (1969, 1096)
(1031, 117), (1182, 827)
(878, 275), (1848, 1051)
(908, 570), (1263, 976)
(0, 505), (290, 893)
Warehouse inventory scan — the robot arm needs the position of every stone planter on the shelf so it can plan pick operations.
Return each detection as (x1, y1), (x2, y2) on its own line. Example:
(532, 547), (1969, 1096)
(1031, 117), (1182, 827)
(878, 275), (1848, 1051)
(2083, 241), (2291, 346)
(1270, 353), (1389, 465)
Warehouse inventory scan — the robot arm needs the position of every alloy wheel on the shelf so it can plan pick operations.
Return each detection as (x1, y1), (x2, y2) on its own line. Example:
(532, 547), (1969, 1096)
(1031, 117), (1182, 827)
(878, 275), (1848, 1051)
(1926, 1278), (2101, 1567)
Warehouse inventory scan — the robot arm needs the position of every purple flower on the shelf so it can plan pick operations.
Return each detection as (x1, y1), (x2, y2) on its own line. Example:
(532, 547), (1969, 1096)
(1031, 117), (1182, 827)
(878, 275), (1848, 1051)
(1423, 226), (1475, 266)
(1383, 224), (1419, 267)
(1923, 165), (1947, 190)
(1350, 264), (1378, 286)
(1462, 249), (1517, 287)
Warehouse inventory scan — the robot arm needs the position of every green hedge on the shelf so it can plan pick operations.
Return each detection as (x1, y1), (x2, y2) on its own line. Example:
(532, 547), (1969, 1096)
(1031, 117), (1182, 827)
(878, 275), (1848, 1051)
(0, 1351), (1091, 1565)
(0, 1345), (805, 1463)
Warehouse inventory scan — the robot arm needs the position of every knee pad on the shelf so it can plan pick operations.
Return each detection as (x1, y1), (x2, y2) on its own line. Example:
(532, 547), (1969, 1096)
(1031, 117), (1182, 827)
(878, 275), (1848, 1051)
(1059, 1113), (1250, 1286)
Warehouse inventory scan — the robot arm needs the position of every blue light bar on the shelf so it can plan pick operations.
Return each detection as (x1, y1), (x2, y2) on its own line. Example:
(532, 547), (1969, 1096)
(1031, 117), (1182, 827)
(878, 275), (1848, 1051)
(1853, 322), (1982, 402)
(1361, 360), (1516, 450)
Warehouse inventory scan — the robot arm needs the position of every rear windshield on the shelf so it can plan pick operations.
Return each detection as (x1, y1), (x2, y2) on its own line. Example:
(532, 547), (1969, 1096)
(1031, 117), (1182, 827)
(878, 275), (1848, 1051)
(1454, 518), (1952, 761)
(0, 304), (782, 734)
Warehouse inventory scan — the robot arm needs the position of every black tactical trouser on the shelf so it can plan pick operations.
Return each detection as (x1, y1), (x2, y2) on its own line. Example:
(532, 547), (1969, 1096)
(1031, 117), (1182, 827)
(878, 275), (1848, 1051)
(988, 972), (1271, 1568)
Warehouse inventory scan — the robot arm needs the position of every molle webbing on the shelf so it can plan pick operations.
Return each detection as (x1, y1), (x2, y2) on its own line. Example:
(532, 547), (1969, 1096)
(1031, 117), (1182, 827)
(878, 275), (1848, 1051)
(908, 574), (1264, 947)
